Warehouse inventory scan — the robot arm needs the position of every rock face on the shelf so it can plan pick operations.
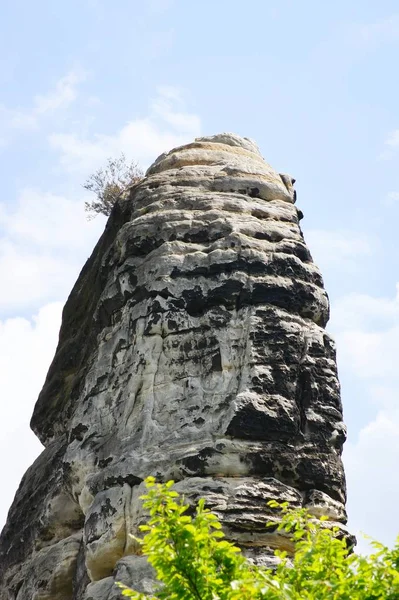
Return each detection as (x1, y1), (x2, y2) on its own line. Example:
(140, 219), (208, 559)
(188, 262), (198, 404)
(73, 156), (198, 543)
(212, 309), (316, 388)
(0, 133), (350, 599)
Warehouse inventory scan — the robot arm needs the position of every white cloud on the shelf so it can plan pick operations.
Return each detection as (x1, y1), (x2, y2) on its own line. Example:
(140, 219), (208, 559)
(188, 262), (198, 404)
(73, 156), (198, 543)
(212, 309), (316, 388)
(379, 129), (399, 160)
(305, 229), (373, 272)
(0, 242), (77, 312)
(0, 69), (86, 139)
(0, 188), (104, 313)
(150, 88), (199, 132)
(354, 14), (399, 46)
(385, 191), (399, 205)
(147, 0), (175, 15)
(34, 70), (86, 116)
(331, 286), (399, 380)
(344, 410), (399, 554)
(330, 285), (399, 551)
(48, 86), (201, 173)
(0, 303), (62, 529)
(4, 109), (38, 131)
(1, 187), (99, 250)
(385, 129), (399, 148)
(331, 285), (399, 332)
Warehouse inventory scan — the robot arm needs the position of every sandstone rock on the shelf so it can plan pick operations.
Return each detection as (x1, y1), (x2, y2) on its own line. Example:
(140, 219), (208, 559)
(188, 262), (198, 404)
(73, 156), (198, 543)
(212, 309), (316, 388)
(0, 133), (351, 599)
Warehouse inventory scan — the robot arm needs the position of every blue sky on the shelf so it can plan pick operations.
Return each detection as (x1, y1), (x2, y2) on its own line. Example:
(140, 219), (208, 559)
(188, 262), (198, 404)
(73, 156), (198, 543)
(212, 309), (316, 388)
(1, 0), (399, 552)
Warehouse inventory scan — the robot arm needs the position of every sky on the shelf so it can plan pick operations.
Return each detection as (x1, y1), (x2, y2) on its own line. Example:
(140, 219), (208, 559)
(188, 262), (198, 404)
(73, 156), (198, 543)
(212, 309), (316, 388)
(1, 0), (399, 553)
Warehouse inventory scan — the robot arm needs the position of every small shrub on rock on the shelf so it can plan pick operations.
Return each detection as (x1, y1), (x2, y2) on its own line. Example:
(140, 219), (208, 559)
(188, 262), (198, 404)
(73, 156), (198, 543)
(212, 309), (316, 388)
(83, 154), (143, 218)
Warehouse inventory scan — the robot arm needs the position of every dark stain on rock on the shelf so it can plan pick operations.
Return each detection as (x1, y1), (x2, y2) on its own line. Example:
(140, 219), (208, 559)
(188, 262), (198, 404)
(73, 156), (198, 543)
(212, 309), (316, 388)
(180, 447), (219, 476)
(211, 349), (222, 371)
(226, 400), (298, 441)
(103, 474), (142, 490)
(98, 457), (113, 468)
(69, 423), (88, 442)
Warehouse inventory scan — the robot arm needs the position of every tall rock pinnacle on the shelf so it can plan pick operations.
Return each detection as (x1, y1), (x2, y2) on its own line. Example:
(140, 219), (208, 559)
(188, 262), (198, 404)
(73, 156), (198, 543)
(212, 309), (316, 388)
(0, 133), (349, 599)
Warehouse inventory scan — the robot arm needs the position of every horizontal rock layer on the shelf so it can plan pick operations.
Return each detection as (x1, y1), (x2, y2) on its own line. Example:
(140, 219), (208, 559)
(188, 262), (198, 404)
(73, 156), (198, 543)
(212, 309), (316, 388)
(0, 133), (350, 599)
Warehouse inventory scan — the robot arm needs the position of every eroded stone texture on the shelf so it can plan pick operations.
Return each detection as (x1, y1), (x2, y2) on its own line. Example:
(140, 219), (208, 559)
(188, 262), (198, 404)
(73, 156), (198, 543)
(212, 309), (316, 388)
(0, 133), (351, 599)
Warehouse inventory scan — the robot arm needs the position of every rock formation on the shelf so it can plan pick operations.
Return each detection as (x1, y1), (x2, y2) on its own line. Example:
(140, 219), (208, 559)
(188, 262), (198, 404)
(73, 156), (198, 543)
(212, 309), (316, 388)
(0, 133), (350, 599)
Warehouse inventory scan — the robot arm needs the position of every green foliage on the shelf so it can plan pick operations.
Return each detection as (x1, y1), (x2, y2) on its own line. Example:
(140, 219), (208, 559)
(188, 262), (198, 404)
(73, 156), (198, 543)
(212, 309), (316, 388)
(117, 478), (399, 599)
(83, 153), (143, 218)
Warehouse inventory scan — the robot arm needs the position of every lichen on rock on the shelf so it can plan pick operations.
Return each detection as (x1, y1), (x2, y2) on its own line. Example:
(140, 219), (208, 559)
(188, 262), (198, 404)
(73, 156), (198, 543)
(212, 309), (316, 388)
(0, 133), (350, 599)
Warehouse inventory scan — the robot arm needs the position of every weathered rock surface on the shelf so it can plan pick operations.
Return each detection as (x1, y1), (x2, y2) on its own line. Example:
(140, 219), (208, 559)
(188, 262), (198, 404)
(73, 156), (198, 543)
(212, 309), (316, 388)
(0, 133), (350, 599)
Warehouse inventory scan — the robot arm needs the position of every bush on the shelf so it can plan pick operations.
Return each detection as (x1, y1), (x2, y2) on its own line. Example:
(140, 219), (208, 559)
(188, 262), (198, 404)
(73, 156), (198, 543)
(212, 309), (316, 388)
(83, 154), (143, 218)
(118, 478), (399, 599)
